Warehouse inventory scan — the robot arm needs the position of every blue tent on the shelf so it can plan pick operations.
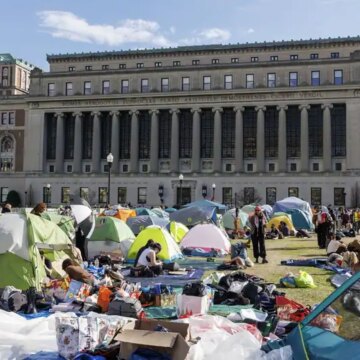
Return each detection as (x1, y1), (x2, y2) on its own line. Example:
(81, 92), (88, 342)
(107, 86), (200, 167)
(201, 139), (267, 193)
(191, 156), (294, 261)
(169, 206), (217, 227)
(264, 271), (360, 359)
(285, 208), (314, 230)
(135, 207), (156, 216)
(126, 215), (169, 235)
(183, 199), (228, 214)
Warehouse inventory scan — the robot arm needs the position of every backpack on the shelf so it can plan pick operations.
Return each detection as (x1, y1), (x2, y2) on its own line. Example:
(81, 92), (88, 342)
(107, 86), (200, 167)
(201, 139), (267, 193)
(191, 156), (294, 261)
(182, 282), (207, 297)
(107, 296), (143, 318)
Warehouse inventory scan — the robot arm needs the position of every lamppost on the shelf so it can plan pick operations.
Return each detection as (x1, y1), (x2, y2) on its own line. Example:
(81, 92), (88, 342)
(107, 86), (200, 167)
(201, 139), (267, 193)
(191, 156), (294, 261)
(158, 185), (164, 205)
(24, 191), (27, 208)
(202, 185), (207, 199)
(106, 153), (114, 206)
(46, 184), (51, 206)
(212, 183), (216, 201)
(178, 174), (184, 206)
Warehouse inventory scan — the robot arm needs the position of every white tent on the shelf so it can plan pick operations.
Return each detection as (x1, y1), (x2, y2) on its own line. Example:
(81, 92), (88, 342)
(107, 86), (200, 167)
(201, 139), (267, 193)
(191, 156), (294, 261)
(180, 223), (231, 253)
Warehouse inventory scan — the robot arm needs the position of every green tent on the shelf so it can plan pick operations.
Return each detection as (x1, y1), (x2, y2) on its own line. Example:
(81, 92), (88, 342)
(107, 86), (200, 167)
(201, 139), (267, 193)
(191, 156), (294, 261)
(88, 216), (135, 258)
(41, 212), (76, 241)
(0, 213), (76, 290)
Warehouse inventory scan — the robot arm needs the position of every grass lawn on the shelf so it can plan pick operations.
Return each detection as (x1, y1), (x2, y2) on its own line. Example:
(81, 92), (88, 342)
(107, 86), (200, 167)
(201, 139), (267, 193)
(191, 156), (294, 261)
(242, 236), (334, 306)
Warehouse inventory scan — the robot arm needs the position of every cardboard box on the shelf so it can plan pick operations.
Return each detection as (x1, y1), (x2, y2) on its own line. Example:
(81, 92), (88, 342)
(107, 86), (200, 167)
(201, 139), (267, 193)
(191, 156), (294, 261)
(116, 319), (190, 360)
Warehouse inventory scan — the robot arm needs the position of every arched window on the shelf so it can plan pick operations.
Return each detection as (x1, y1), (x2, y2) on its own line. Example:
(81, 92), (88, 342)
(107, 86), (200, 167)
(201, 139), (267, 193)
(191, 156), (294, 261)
(0, 135), (15, 172)
(1, 136), (14, 153)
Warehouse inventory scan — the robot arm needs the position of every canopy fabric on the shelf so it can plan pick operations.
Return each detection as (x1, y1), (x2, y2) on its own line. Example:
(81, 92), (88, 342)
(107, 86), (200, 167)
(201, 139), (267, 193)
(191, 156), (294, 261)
(168, 221), (189, 243)
(126, 215), (169, 235)
(169, 206), (217, 227)
(261, 205), (273, 218)
(127, 225), (182, 263)
(285, 208), (314, 230)
(164, 207), (177, 213)
(135, 207), (156, 216)
(241, 204), (256, 214)
(183, 199), (228, 212)
(151, 207), (170, 218)
(88, 216), (135, 258)
(41, 213), (75, 241)
(180, 223), (231, 253)
(272, 197), (312, 216)
(266, 215), (296, 233)
(0, 214), (76, 290)
(222, 208), (249, 230)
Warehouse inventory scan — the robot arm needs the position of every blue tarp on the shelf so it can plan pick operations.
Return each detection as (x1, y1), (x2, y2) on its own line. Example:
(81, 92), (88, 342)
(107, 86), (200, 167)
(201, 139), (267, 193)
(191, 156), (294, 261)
(169, 206), (217, 227)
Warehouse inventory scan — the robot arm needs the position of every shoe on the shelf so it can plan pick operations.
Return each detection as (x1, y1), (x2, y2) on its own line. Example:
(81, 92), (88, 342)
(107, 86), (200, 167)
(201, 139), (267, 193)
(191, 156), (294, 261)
(262, 258), (269, 264)
(255, 258), (259, 264)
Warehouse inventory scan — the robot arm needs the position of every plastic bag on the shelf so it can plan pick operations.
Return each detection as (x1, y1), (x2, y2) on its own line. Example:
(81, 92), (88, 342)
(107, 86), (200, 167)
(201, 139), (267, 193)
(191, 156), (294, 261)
(295, 271), (317, 288)
(262, 346), (293, 360)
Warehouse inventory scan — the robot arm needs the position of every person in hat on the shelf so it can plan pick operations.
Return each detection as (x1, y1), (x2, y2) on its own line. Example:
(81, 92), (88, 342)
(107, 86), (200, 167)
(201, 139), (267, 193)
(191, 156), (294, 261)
(249, 205), (268, 264)
(31, 202), (47, 216)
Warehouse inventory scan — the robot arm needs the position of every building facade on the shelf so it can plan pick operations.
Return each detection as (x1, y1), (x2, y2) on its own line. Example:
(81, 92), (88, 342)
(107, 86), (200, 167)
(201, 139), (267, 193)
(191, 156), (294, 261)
(2, 37), (360, 207)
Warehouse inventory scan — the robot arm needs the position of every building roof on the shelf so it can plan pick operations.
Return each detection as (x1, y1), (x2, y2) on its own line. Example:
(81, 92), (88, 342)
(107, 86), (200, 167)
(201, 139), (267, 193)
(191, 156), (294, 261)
(0, 53), (35, 69)
(46, 35), (360, 62)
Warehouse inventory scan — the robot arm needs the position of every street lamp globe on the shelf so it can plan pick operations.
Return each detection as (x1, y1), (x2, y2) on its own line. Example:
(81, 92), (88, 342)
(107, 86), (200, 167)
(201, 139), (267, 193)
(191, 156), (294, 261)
(178, 174), (184, 181)
(107, 153), (114, 164)
(212, 183), (216, 189)
(46, 183), (51, 189)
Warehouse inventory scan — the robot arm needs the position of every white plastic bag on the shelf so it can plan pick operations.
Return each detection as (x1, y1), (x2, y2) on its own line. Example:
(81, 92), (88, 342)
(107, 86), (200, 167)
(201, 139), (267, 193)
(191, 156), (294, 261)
(261, 346), (293, 360)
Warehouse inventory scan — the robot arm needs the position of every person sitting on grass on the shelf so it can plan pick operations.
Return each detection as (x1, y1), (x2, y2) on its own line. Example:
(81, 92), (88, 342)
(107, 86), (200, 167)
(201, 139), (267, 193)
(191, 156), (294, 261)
(278, 221), (290, 237)
(136, 242), (163, 276)
(266, 223), (280, 239)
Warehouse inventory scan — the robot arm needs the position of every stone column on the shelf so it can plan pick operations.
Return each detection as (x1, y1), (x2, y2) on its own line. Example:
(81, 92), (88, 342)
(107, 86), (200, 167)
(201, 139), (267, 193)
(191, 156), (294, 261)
(110, 111), (119, 173)
(130, 110), (139, 173)
(299, 105), (310, 172)
(322, 104), (333, 172)
(170, 109), (180, 173)
(149, 109), (159, 173)
(91, 111), (101, 173)
(256, 106), (265, 172)
(234, 107), (244, 173)
(277, 105), (288, 172)
(55, 112), (64, 173)
(191, 108), (201, 173)
(213, 107), (223, 173)
(73, 112), (82, 173)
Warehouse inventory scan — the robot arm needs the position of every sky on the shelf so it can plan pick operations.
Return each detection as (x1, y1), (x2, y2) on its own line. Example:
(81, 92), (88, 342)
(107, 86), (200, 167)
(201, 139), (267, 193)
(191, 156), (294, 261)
(1, 0), (360, 70)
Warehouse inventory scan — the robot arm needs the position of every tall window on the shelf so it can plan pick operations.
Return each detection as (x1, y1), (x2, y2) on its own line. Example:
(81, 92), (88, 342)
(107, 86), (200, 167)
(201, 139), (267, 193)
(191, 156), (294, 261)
(264, 107), (278, 158)
(137, 63), (144, 68)
(246, 74), (254, 88)
(251, 57), (258, 62)
(9, 112), (15, 125)
(65, 82), (73, 96)
(80, 187), (89, 201)
(308, 105), (323, 157)
(84, 81), (91, 95)
(192, 59), (200, 65)
(334, 70), (343, 85)
(102, 80), (110, 94)
(0, 136), (14, 172)
(158, 110), (171, 159)
(311, 188), (321, 206)
(331, 104), (346, 157)
(121, 80), (129, 93)
(138, 111), (151, 159)
(138, 187), (147, 204)
(289, 72), (298, 87)
(311, 71), (320, 86)
(100, 113), (111, 159)
(141, 79), (149, 92)
(334, 187), (345, 206)
(182, 77), (190, 91)
(61, 187), (71, 204)
(161, 78), (169, 92)
(173, 61), (181, 66)
(244, 187), (255, 205)
(221, 108), (235, 158)
(1, 187), (8, 202)
(43, 186), (51, 204)
(64, 114), (75, 159)
(179, 109), (192, 158)
(266, 187), (277, 205)
(82, 112), (93, 159)
(119, 64), (126, 69)
(270, 55), (278, 61)
(1, 113), (8, 125)
(119, 112), (131, 159)
(155, 62), (162, 67)
(290, 54), (298, 60)
(267, 73), (276, 87)
(46, 113), (57, 160)
(286, 106), (301, 157)
(118, 187), (127, 204)
(98, 187), (108, 204)
(85, 65), (92, 71)
(222, 187), (233, 205)
(331, 52), (340, 59)
(212, 59), (219, 64)
(48, 83), (55, 96)
(288, 187), (299, 197)
(224, 75), (233, 89)
(310, 53), (319, 60)
(200, 109), (214, 158)
(243, 107), (257, 158)
(203, 76), (211, 90)
(231, 58), (239, 63)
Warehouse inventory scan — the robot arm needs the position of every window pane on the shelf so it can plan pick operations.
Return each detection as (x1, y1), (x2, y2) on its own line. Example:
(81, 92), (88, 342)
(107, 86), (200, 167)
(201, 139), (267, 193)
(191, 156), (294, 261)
(179, 110), (192, 158)
(221, 108), (235, 158)
(80, 187), (89, 201)
(138, 111), (151, 159)
(200, 109), (214, 158)
(99, 187), (108, 204)
(138, 187), (147, 204)
(159, 110), (172, 159)
(288, 187), (299, 197)
(118, 187), (127, 204)
(286, 106), (301, 157)
(311, 188), (321, 206)
(331, 104), (346, 157)
(266, 187), (277, 205)
(61, 187), (71, 203)
(119, 112), (131, 159)
(243, 107), (257, 158)
(222, 187), (233, 205)
(264, 106), (278, 158)
(309, 105), (323, 157)
(334, 188), (345, 206)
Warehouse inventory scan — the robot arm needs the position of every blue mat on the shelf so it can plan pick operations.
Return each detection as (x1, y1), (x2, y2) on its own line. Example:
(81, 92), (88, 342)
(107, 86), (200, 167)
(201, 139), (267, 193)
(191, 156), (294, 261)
(18, 310), (51, 320)
(24, 352), (63, 360)
(124, 268), (204, 287)
(281, 258), (348, 274)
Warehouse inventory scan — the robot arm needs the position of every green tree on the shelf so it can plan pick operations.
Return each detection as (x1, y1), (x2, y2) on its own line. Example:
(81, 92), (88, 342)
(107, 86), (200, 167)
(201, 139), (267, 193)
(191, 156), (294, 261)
(6, 190), (21, 207)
